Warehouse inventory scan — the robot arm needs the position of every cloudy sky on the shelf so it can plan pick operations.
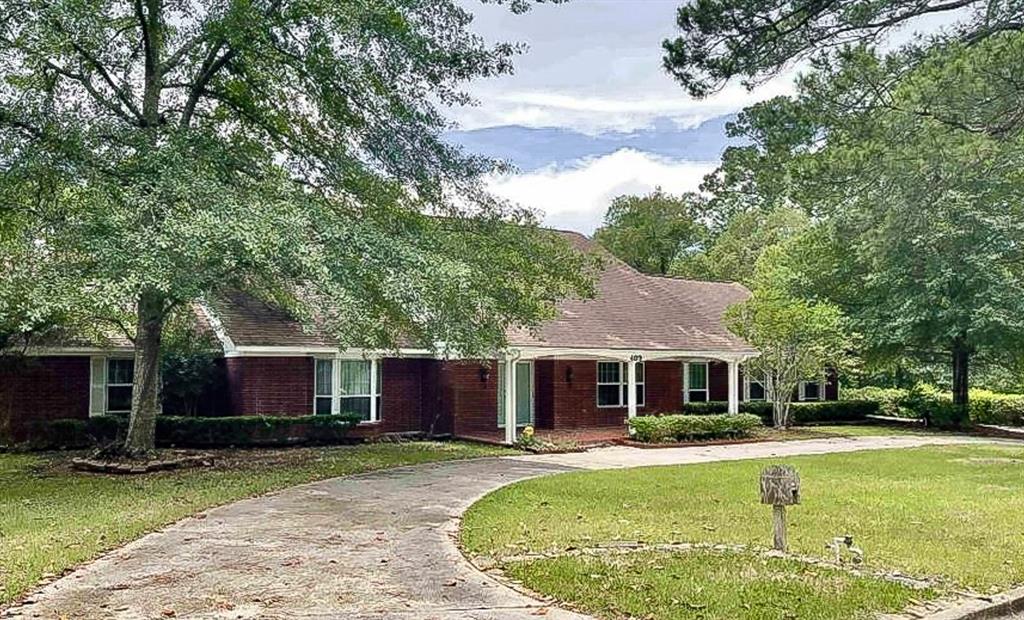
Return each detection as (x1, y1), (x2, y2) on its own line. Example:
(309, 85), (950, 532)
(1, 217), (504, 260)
(444, 0), (798, 234)
(444, 0), (959, 234)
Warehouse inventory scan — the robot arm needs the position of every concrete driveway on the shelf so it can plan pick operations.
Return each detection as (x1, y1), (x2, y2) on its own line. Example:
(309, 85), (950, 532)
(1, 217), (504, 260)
(2, 435), (1001, 619)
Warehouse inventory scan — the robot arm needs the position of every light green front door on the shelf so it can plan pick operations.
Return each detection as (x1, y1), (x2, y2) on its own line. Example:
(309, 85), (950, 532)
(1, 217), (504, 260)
(498, 361), (534, 428)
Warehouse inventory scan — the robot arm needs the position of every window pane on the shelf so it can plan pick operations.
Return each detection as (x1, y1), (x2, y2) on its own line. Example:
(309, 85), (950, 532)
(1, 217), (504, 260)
(315, 359), (333, 396)
(688, 390), (708, 403)
(635, 384), (645, 406)
(598, 384), (621, 407)
(315, 396), (333, 415)
(107, 385), (133, 412)
(749, 382), (766, 400)
(340, 396), (370, 421)
(108, 359), (134, 385)
(804, 382), (821, 400)
(635, 362), (644, 383)
(339, 361), (371, 396)
(376, 361), (383, 396)
(597, 361), (620, 383)
(688, 363), (707, 390)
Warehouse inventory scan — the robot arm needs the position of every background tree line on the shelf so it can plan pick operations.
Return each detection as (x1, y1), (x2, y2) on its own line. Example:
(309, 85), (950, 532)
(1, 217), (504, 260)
(595, 0), (1024, 423)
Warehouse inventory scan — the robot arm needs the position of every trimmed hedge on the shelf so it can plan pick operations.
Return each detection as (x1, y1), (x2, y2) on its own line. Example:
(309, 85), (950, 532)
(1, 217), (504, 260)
(683, 400), (878, 425)
(842, 387), (909, 417)
(844, 386), (1024, 427)
(629, 413), (762, 443)
(25, 413), (362, 450)
(966, 389), (1024, 425)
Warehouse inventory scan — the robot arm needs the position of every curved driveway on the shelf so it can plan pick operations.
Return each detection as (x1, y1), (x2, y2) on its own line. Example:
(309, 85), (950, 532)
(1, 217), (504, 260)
(2, 435), (1000, 619)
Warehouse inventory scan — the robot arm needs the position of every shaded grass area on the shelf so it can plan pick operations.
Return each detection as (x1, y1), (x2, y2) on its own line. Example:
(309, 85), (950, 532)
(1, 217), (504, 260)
(1, 441), (512, 606)
(507, 550), (933, 620)
(747, 424), (933, 441)
(805, 424), (932, 438)
(463, 445), (1024, 592)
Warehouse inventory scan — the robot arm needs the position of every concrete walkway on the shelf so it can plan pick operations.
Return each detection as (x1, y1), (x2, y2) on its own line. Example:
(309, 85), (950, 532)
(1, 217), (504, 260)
(3, 435), (1007, 620)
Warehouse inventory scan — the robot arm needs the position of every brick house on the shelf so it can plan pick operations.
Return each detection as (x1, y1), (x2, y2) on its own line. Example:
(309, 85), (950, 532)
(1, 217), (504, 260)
(0, 232), (838, 444)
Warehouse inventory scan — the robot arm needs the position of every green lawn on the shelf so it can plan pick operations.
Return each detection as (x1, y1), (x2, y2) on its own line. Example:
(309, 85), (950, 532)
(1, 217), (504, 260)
(0, 441), (512, 607)
(463, 444), (1024, 619)
(807, 424), (932, 437)
(747, 424), (933, 441)
(507, 551), (929, 620)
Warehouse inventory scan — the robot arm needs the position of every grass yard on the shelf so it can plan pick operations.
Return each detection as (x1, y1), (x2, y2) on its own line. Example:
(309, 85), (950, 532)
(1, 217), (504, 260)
(0, 441), (513, 607)
(506, 550), (927, 620)
(462, 444), (1024, 619)
(743, 424), (931, 442)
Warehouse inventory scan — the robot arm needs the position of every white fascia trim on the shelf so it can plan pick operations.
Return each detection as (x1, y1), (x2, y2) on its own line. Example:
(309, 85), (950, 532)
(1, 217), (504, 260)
(227, 345), (433, 358)
(21, 346), (135, 357)
(197, 301), (236, 355)
(506, 346), (759, 363)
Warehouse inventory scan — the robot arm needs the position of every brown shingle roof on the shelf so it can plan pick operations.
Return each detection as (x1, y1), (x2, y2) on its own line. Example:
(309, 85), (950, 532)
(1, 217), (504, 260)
(209, 231), (756, 355)
(505, 232), (755, 354)
(210, 290), (337, 348)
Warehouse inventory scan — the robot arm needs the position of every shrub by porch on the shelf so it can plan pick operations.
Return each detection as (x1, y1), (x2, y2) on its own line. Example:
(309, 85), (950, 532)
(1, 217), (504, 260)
(629, 413), (761, 443)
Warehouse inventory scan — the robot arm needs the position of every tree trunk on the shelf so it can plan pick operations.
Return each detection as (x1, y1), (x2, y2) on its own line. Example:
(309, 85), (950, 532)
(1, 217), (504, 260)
(124, 292), (165, 457)
(951, 336), (971, 428)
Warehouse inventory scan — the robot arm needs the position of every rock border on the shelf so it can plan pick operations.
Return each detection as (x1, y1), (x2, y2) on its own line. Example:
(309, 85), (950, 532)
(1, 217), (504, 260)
(71, 453), (214, 474)
(921, 585), (1024, 619)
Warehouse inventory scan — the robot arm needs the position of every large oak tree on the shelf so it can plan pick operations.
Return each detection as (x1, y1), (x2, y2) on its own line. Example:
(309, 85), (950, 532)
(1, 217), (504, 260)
(0, 0), (593, 456)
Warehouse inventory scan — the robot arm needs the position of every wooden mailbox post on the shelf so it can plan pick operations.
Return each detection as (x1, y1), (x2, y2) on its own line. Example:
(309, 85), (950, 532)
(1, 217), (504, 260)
(760, 465), (800, 552)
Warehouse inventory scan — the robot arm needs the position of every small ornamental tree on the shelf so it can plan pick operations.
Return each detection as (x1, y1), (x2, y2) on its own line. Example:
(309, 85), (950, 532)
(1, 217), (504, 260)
(0, 1), (595, 457)
(725, 249), (853, 427)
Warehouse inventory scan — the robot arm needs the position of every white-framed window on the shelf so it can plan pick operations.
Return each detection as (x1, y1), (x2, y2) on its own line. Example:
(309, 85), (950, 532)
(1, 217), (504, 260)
(596, 361), (645, 408)
(683, 362), (709, 403)
(799, 380), (822, 401)
(105, 358), (134, 413)
(744, 372), (766, 401)
(313, 358), (382, 422)
(89, 356), (135, 416)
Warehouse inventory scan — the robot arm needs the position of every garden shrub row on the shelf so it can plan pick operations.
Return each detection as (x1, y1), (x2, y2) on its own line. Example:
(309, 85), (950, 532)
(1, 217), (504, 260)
(843, 386), (1024, 427)
(25, 413), (362, 450)
(682, 400), (878, 425)
(629, 413), (762, 443)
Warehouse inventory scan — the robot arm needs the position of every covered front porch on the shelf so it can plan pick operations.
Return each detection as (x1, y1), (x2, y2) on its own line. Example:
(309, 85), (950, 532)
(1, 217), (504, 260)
(493, 347), (755, 445)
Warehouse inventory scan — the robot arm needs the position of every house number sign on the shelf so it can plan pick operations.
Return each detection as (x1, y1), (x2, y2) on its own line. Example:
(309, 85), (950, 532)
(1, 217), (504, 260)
(760, 465), (800, 551)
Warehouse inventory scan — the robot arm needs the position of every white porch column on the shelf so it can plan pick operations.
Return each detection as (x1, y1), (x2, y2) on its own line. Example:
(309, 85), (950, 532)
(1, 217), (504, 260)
(727, 359), (740, 414)
(504, 358), (517, 445)
(369, 358), (378, 423)
(626, 358), (638, 420)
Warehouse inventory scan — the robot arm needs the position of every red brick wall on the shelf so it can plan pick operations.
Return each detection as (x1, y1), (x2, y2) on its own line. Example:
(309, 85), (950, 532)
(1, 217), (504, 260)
(372, 358), (427, 435)
(226, 357), (314, 415)
(224, 357), (428, 436)
(546, 360), (682, 429)
(420, 360), (449, 435)
(0, 356), (90, 440)
(442, 360), (500, 441)
(534, 360), (555, 429)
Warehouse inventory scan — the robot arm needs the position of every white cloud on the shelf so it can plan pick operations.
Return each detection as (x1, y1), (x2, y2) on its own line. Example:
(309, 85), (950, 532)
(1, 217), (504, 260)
(453, 74), (798, 135)
(486, 149), (718, 234)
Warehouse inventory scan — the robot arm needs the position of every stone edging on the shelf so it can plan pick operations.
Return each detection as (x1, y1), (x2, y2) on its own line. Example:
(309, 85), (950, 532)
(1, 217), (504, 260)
(919, 585), (1024, 620)
(71, 453), (214, 474)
